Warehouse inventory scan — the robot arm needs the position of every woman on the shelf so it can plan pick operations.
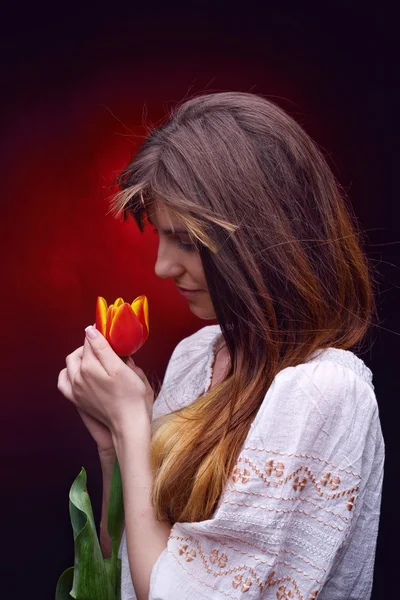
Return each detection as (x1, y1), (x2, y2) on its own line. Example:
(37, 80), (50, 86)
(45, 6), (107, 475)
(58, 92), (384, 599)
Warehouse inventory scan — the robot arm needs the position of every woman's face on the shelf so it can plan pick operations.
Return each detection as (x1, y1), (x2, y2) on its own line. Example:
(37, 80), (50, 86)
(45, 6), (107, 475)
(149, 201), (216, 320)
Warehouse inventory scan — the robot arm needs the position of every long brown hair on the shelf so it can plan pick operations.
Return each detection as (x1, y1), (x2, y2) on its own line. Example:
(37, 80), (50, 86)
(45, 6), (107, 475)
(109, 92), (378, 523)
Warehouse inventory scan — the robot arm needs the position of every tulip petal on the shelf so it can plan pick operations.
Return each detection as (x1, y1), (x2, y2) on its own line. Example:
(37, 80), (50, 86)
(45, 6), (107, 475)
(113, 297), (124, 309)
(131, 295), (149, 342)
(109, 303), (144, 356)
(142, 296), (149, 332)
(96, 297), (108, 337)
(106, 305), (116, 341)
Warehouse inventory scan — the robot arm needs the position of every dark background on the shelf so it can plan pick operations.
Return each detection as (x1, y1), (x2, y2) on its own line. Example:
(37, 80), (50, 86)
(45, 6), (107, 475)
(1, 4), (398, 598)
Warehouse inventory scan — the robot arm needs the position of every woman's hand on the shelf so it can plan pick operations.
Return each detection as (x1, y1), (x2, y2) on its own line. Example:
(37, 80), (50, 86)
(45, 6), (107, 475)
(61, 344), (116, 454)
(77, 407), (116, 456)
(57, 325), (154, 440)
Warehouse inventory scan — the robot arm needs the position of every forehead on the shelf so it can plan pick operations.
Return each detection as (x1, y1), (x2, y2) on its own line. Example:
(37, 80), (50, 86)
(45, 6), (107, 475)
(147, 200), (187, 233)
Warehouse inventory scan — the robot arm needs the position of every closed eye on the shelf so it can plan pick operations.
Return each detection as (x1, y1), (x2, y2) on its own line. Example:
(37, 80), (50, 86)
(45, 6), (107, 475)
(152, 228), (197, 252)
(176, 239), (197, 252)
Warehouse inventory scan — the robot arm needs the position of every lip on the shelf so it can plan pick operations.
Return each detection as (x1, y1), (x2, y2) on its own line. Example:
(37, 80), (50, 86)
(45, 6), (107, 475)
(177, 287), (203, 298)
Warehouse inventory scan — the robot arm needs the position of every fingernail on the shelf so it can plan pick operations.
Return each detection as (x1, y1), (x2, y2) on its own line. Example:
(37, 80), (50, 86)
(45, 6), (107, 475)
(85, 325), (98, 339)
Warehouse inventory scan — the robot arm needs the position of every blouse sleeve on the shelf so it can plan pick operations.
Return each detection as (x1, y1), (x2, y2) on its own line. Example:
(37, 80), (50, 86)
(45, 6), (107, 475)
(148, 360), (384, 600)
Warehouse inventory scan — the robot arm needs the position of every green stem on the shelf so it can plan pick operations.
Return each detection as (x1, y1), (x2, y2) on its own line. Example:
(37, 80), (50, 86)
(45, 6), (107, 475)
(107, 355), (126, 596)
(107, 457), (124, 593)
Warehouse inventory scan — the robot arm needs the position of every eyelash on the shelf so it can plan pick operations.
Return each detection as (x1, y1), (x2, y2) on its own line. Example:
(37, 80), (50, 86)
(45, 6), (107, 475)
(152, 229), (197, 252)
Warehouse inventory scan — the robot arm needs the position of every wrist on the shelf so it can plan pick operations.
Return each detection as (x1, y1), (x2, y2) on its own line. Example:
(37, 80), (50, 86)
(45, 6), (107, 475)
(112, 408), (152, 454)
(112, 401), (151, 437)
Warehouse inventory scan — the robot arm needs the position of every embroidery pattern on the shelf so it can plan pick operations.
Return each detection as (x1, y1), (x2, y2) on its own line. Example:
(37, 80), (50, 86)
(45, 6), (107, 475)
(320, 472), (341, 490)
(232, 574), (252, 593)
(167, 442), (360, 599)
(171, 544), (316, 599)
(277, 584), (295, 599)
(265, 571), (305, 599)
(265, 459), (285, 477)
(178, 543), (197, 562)
(210, 549), (228, 568)
(293, 476), (308, 492)
(173, 531), (327, 576)
(232, 467), (251, 484)
(227, 444), (361, 522)
(243, 447), (361, 479)
(228, 489), (351, 523)
(172, 534), (325, 581)
(347, 496), (355, 511)
(222, 500), (346, 532)
(170, 533), (326, 600)
(232, 456), (359, 506)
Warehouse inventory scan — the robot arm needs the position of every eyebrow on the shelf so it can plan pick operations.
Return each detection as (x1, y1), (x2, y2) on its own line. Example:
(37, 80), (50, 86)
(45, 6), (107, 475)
(158, 228), (189, 235)
(147, 216), (188, 235)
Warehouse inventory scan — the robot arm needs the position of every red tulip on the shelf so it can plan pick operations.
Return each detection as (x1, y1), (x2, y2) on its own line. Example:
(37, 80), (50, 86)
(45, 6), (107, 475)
(95, 295), (149, 357)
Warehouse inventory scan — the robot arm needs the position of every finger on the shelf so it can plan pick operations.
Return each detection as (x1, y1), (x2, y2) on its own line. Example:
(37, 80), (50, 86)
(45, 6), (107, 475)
(82, 332), (92, 365)
(81, 322), (108, 378)
(82, 322), (96, 363)
(65, 345), (84, 384)
(57, 368), (74, 401)
(84, 324), (121, 376)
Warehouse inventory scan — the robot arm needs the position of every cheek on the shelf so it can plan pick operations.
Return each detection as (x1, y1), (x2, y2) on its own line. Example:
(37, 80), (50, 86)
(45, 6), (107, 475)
(190, 256), (207, 284)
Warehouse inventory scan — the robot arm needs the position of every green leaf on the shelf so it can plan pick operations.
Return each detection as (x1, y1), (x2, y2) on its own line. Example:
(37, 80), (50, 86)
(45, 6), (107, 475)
(104, 558), (122, 600)
(55, 566), (74, 600)
(106, 458), (124, 590)
(108, 458), (124, 544)
(68, 467), (116, 600)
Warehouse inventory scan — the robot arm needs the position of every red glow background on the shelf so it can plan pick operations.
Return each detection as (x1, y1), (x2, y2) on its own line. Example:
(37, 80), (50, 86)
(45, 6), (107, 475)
(1, 6), (398, 598)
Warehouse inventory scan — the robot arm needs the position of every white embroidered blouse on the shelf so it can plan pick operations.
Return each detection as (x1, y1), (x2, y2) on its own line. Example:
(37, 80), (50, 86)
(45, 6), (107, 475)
(118, 324), (384, 600)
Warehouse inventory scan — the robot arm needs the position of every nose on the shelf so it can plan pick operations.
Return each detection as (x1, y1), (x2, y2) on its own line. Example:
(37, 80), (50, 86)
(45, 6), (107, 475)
(154, 242), (185, 280)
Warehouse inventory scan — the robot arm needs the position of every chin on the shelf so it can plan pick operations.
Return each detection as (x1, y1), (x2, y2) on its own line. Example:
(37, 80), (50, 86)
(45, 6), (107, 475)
(189, 303), (216, 320)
